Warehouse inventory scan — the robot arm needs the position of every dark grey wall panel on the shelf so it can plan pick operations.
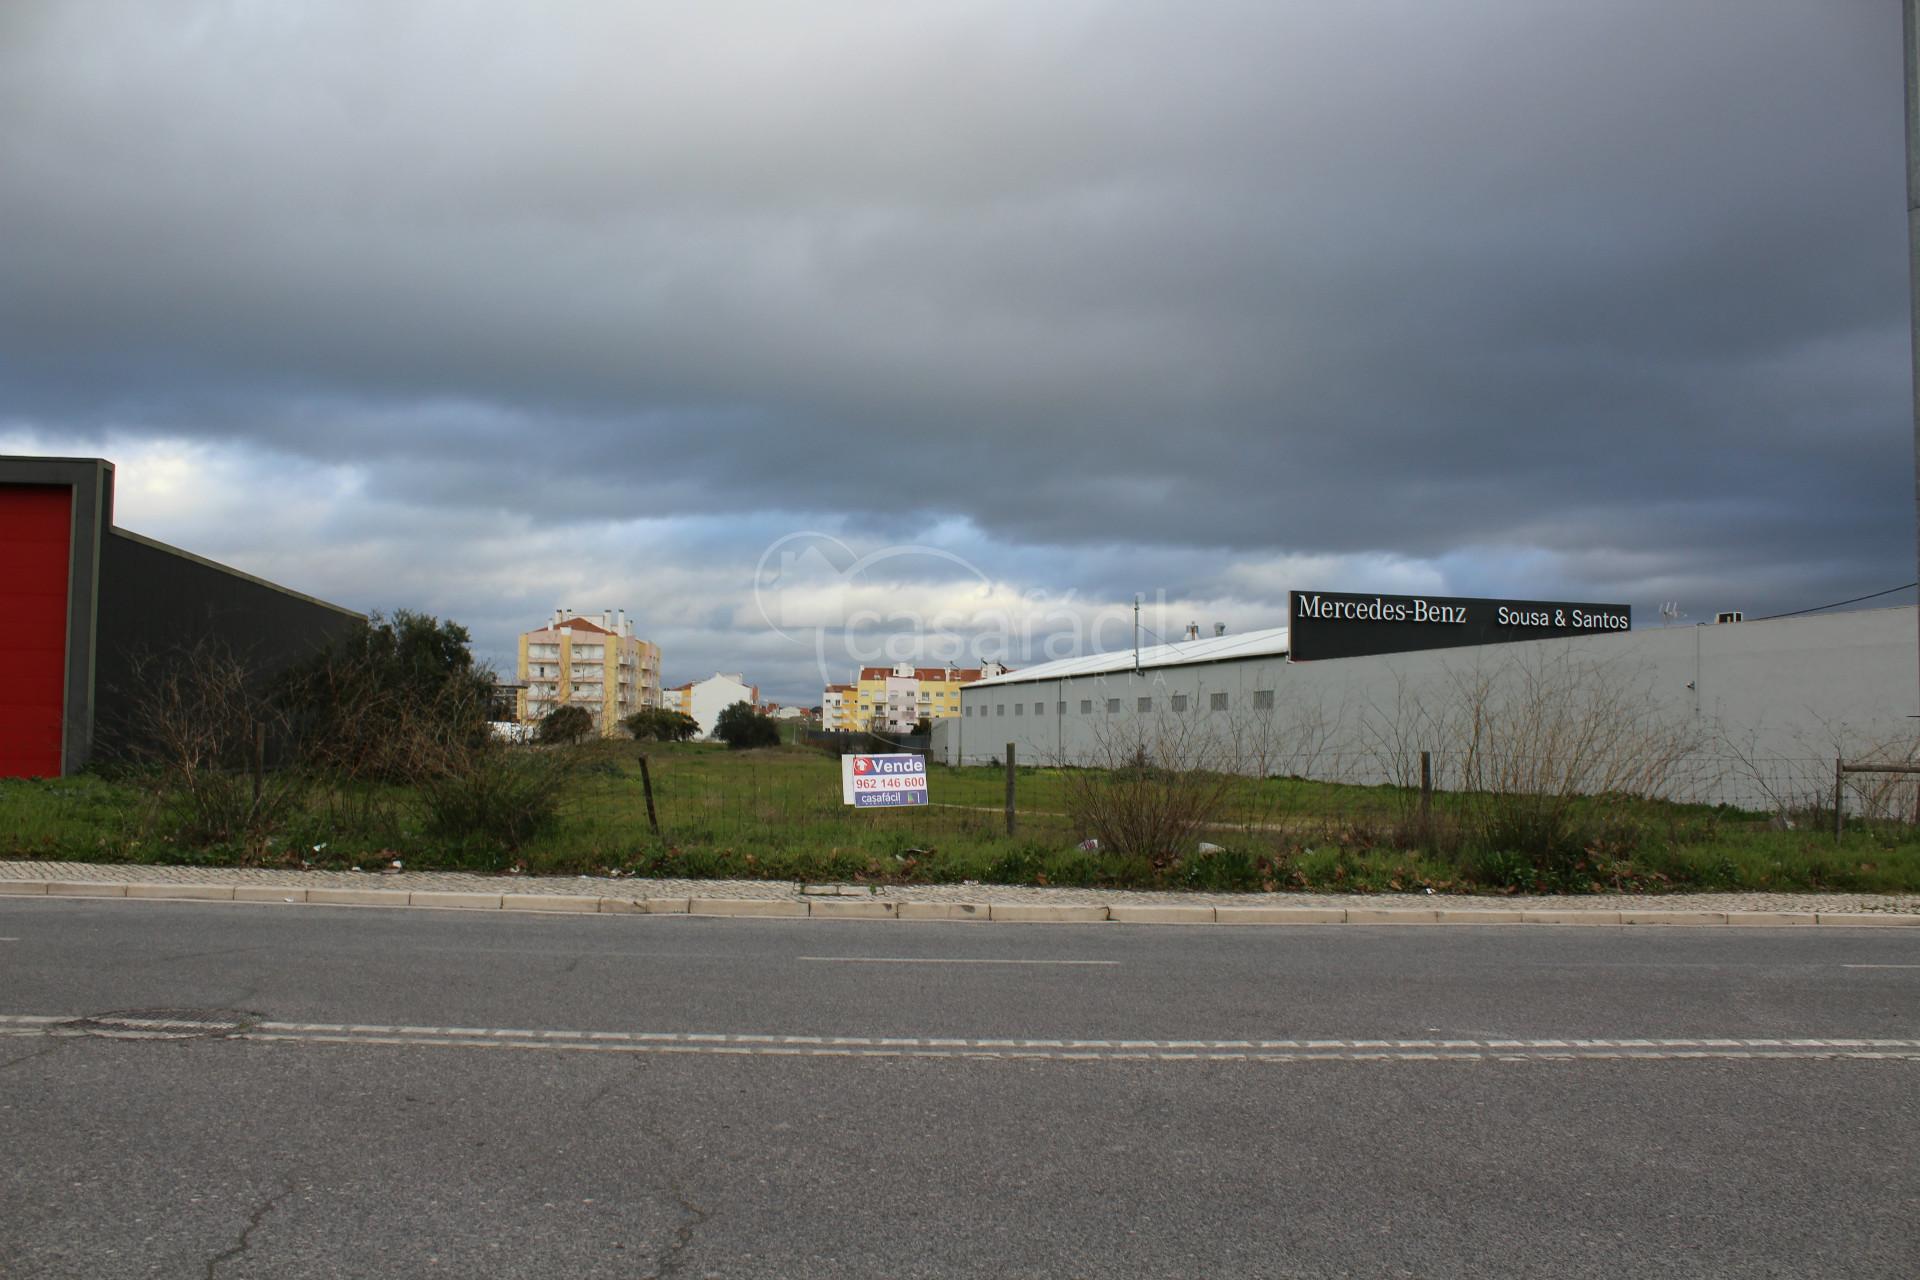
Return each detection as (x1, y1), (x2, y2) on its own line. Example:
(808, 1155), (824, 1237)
(93, 530), (363, 753)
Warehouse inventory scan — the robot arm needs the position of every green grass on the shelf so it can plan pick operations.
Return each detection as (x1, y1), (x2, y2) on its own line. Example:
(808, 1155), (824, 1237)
(4, 738), (1918, 894)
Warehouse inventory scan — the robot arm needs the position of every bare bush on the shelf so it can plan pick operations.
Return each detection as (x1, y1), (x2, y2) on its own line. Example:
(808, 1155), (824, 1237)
(1838, 739), (1920, 825)
(1751, 721), (1920, 828)
(1199, 691), (1350, 843)
(1057, 712), (1242, 863)
(115, 638), (303, 852)
(1360, 647), (1705, 866)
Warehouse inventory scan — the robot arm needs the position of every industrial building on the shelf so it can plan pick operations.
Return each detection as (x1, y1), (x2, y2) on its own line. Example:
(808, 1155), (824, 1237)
(0, 455), (364, 778)
(936, 593), (1915, 810)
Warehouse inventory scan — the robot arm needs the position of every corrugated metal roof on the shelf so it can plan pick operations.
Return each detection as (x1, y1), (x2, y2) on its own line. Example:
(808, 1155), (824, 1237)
(967, 626), (1290, 687)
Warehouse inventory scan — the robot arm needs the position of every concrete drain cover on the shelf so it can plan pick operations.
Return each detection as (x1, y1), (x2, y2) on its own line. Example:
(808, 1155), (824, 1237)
(59, 1009), (261, 1040)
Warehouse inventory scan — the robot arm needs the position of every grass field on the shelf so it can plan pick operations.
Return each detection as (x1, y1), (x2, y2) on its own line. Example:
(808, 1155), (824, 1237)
(5, 739), (1919, 894)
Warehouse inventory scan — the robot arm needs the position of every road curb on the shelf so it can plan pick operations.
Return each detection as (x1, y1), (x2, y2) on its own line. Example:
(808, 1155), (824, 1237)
(2, 879), (1918, 928)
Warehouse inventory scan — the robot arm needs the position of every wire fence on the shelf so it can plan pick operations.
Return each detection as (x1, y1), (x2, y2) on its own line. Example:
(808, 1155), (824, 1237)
(581, 743), (1920, 856)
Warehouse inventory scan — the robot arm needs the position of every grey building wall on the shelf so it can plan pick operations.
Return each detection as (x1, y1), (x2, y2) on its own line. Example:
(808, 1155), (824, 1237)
(948, 607), (1917, 809)
(93, 528), (364, 755)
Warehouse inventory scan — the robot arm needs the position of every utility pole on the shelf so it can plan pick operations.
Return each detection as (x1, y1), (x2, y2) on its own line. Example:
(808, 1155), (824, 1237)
(1133, 595), (1141, 675)
(1907, 0), (1920, 710)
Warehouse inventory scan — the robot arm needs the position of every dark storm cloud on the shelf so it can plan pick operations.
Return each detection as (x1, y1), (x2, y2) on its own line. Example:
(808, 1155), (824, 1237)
(0, 0), (1911, 683)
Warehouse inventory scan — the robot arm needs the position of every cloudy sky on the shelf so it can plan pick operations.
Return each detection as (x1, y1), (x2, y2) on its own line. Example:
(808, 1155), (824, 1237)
(1, 1), (1910, 702)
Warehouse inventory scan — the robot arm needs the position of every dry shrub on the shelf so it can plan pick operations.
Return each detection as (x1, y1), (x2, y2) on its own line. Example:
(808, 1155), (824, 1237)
(119, 613), (571, 854)
(114, 638), (304, 853)
(1362, 647), (1704, 867)
(1059, 712), (1240, 863)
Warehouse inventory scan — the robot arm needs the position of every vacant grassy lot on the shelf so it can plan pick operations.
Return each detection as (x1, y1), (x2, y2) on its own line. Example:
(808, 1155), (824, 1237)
(5, 739), (1919, 894)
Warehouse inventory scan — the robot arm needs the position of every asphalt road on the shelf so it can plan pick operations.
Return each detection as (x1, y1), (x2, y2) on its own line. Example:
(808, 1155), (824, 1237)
(1, 899), (1916, 1278)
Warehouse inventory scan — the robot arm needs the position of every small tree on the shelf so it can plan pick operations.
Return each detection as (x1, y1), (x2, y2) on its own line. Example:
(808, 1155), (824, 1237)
(537, 705), (596, 745)
(624, 707), (699, 742)
(714, 701), (780, 750)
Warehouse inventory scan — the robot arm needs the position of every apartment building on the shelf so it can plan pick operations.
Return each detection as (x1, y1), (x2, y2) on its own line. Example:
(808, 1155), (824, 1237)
(517, 608), (661, 736)
(844, 662), (1008, 733)
(822, 684), (855, 731)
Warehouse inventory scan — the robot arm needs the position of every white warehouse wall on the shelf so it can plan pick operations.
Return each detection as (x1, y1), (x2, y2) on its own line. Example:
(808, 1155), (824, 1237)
(943, 606), (1917, 809)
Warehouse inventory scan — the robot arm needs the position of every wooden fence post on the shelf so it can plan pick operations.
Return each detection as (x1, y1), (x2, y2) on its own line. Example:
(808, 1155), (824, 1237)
(1833, 758), (1844, 842)
(251, 722), (266, 812)
(640, 753), (661, 837)
(1005, 743), (1017, 838)
(1419, 750), (1432, 830)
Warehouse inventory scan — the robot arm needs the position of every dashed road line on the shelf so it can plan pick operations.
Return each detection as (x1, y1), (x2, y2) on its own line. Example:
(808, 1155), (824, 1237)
(3, 1015), (1917, 1063)
(797, 956), (1120, 966)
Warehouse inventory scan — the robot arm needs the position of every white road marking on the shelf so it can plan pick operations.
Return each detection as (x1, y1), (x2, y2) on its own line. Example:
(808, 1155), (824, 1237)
(798, 956), (1120, 966)
(3, 1014), (1918, 1063)
(1841, 964), (1920, 969)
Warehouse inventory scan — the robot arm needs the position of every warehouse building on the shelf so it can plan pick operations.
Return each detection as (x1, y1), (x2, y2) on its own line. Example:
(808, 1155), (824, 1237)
(936, 590), (1915, 809)
(0, 456), (364, 778)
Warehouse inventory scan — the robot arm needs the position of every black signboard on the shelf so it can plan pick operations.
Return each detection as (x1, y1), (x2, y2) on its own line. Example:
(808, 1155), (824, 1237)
(1288, 590), (1631, 662)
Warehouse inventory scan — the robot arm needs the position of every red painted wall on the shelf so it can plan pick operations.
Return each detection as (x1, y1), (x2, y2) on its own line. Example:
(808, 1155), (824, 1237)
(0, 485), (72, 777)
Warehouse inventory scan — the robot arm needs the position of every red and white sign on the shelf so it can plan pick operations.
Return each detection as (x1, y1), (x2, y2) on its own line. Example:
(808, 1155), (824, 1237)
(840, 753), (929, 808)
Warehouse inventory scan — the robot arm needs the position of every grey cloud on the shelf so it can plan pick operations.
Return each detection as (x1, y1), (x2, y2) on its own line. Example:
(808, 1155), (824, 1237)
(0, 0), (1911, 663)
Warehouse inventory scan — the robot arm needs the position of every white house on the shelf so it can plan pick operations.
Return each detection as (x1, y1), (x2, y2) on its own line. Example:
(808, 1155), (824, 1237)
(671, 672), (760, 739)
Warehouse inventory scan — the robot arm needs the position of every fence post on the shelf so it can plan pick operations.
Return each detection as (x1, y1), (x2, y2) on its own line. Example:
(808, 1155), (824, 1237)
(639, 753), (661, 837)
(1833, 758), (1844, 842)
(1005, 743), (1017, 838)
(1419, 750), (1432, 830)
(251, 722), (266, 812)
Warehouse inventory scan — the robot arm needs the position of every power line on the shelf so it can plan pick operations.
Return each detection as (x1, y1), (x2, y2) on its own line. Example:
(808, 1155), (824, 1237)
(1753, 582), (1919, 622)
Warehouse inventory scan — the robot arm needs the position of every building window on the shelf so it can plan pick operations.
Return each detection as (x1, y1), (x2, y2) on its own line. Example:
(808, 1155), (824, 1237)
(1034, 702), (1045, 716)
(1253, 689), (1275, 710)
(996, 704), (1005, 716)
(1106, 698), (1120, 714)
(1080, 699), (1093, 714)
(1014, 703), (1023, 716)
(1171, 694), (1188, 712)
(1138, 696), (1152, 712)
(1210, 692), (1229, 711)
(964, 706), (972, 717)
(1056, 702), (1066, 715)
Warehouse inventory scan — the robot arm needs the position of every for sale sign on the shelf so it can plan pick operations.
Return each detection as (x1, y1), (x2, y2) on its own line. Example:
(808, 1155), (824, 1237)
(841, 753), (929, 808)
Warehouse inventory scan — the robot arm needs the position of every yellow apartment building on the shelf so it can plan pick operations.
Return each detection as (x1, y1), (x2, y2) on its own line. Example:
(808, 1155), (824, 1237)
(842, 662), (1007, 733)
(516, 608), (661, 736)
